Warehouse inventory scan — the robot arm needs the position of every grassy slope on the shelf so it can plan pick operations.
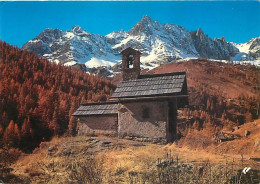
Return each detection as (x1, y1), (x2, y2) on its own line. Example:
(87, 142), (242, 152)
(11, 130), (259, 183)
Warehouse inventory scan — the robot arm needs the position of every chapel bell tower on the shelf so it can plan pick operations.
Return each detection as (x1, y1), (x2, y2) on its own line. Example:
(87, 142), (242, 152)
(121, 47), (141, 81)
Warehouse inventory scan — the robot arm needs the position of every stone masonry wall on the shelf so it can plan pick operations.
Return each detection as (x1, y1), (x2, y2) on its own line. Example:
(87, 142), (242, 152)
(77, 115), (118, 136)
(118, 101), (168, 143)
(123, 68), (140, 81)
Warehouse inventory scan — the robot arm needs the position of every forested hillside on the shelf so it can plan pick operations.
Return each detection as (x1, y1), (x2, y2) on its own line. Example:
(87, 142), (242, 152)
(0, 41), (116, 152)
(149, 59), (260, 149)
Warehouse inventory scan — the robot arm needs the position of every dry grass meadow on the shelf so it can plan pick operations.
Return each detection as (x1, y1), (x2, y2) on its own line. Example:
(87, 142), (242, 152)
(7, 132), (259, 184)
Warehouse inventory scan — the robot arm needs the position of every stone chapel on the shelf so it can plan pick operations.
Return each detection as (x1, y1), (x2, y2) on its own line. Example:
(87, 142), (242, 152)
(73, 47), (189, 143)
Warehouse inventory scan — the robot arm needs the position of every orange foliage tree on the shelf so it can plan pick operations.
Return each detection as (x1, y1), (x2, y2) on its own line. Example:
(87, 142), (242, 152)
(0, 41), (116, 152)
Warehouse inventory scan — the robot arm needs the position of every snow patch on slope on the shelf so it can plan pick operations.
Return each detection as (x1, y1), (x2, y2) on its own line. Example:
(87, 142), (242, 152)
(85, 56), (120, 68)
(64, 61), (77, 66)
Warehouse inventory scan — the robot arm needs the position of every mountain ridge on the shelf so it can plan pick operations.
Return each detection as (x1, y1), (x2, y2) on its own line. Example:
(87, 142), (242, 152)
(22, 16), (260, 73)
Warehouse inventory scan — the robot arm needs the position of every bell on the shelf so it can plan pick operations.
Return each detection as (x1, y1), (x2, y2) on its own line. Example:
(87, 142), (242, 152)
(128, 54), (134, 67)
(128, 54), (134, 61)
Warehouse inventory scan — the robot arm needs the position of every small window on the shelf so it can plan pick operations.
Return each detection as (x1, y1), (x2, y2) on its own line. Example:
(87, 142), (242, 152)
(142, 107), (150, 119)
(127, 54), (134, 68)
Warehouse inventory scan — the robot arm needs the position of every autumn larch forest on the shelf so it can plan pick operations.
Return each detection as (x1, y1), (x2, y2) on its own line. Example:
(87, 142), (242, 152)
(0, 41), (260, 153)
(0, 41), (116, 152)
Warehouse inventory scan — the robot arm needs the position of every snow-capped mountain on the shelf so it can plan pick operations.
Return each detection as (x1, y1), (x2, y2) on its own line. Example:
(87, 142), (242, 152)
(22, 28), (64, 57)
(106, 16), (199, 65)
(190, 28), (239, 60)
(22, 26), (120, 69)
(231, 37), (260, 61)
(22, 16), (260, 74)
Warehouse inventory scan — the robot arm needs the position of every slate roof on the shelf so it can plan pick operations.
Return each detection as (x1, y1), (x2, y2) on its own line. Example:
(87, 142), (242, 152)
(72, 102), (118, 116)
(111, 72), (187, 99)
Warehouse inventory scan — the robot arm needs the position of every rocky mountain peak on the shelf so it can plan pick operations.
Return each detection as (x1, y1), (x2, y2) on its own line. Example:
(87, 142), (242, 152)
(190, 28), (239, 60)
(248, 37), (260, 59)
(21, 28), (64, 56)
(71, 25), (84, 34)
(195, 28), (204, 36)
(191, 28), (206, 43)
(36, 28), (63, 43)
(220, 37), (226, 42)
(249, 37), (260, 49)
(128, 15), (161, 36)
(140, 15), (153, 24)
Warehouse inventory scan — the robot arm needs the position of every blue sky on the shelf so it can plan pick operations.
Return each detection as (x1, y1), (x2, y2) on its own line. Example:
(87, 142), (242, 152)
(0, 1), (259, 47)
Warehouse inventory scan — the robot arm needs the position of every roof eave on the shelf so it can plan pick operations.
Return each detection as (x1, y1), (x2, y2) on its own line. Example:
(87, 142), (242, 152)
(72, 113), (118, 117)
(111, 94), (189, 102)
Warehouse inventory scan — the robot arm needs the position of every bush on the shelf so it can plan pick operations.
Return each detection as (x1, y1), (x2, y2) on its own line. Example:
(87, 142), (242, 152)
(69, 158), (103, 184)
